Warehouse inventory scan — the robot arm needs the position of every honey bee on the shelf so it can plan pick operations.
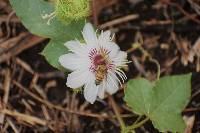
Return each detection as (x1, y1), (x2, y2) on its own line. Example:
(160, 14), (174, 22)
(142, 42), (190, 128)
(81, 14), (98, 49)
(95, 64), (107, 85)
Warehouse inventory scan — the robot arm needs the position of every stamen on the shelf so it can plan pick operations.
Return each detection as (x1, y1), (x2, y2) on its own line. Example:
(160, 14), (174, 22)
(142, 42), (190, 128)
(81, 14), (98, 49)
(109, 71), (123, 87)
(113, 60), (130, 68)
(116, 68), (127, 80)
(89, 48), (98, 59)
(114, 60), (131, 64)
(111, 33), (115, 41)
(118, 64), (128, 67)
(107, 63), (115, 70)
(100, 30), (103, 35)
(96, 29), (99, 35)
(115, 70), (125, 83)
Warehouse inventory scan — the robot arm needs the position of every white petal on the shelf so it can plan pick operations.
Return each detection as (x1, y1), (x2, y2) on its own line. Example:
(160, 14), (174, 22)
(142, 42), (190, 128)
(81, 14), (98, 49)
(98, 30), (111, 45)
(84, 82), (98, 104)
(112, 51), (128, 66)
(67, 69), (93, 89)
(59, 53), (89, 71)
(64, 40), (87, 56)
(97, 82), (106, 99)
(82, 23), (98, 45)
(106, 42), (120, 58)
(106, 72), (119, 95)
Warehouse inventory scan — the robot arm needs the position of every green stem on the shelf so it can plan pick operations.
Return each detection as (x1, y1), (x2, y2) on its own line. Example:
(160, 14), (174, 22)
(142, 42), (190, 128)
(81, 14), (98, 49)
(133, 116), (142, 125)
(136, 44), (161, 81)
(149, 58), (161, 81)
(126, 117), (149, 131)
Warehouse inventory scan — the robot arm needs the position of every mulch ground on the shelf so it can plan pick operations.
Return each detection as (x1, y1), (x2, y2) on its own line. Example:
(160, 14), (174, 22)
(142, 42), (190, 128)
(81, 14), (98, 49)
(0, 0), (200, 132)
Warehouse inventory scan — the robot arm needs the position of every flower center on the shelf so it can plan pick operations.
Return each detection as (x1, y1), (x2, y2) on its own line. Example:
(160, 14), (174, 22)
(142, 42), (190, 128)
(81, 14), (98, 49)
(89, 47), (111, 71)
(93, 54), (108, 85)
(89, 47), (113, 85)
(93, 54), (107, 66)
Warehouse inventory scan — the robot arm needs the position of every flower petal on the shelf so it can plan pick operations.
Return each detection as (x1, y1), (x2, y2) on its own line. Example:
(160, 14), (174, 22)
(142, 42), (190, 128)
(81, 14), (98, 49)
(98, 30), (111, 45)
(105, 71), (119, 94)
(84, 82), (98, 104)
(67, 69), (94, 89)
(59, 53), (89, 71)
(64, 40), (88, 56)
(97, 82), (106, 99)
(82, 23), (97, 45)
(106, 42), (120, 58)
(112, 51), (128, 67)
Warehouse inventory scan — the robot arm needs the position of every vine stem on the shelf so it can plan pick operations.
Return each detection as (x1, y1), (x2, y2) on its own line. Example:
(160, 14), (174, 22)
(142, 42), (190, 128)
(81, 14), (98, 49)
(149, 58), (161, 81)
(133, 116), (142, 125)
(127, 42), (161, 81)
(139, 45), (161, 81)
(126, 117), (149, 131)
(108, 95), (126, 132)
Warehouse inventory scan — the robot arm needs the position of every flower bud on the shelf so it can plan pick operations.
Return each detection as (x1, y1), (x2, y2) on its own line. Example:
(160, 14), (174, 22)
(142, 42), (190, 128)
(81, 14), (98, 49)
(55, 0), (90, 24)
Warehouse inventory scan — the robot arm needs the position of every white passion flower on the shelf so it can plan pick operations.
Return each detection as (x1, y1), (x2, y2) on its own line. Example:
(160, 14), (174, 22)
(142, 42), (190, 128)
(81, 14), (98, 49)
(59, 23), (128, 104)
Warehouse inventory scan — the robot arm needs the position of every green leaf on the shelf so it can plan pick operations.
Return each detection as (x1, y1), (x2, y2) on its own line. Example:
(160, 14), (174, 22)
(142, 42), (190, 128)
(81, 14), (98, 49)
(41, 40), (68, 70)
(9, 0), (84, 41)
(124, 78), (154, 115)
(150, 74), (191, 132)
(124, 74), (191, 132)
(9, 0), (85, 69)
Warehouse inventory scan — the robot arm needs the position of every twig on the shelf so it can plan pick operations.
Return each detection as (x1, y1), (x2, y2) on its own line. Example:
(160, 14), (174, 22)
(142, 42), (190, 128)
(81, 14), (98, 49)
(7, 118), (20, 133)
(41, 105), (51, 121)
(13, 80), (132, 119)
(0, 69), (11, 124)
(15, 57), (34, 74)
(0, 32), (28, 55)
(191, 87), (200, 99)
(92, 0), (98, 25)
(0, 109), (47, 126)
(99, 14), (139, 29)
(0, 15), (20, 23)
(33, 85), (47, 99)
(6, 11), (15, 39)
(21, 99), (34, 113)
(108, 95), (126, 131)
(38, 71), (65, 79)
(142, 19), (172, 26)
(183, 108), (200, 112)
(162, 0), (200, 25)
(29, 74), (39, 89)
(187, 0), (200, 16)
(0, 34), (45, 63)
(1, 120), (9, 132)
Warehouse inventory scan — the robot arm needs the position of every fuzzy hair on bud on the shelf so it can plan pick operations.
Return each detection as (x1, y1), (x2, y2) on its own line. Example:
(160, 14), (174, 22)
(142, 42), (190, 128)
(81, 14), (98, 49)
(55, 0), (90, 24)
